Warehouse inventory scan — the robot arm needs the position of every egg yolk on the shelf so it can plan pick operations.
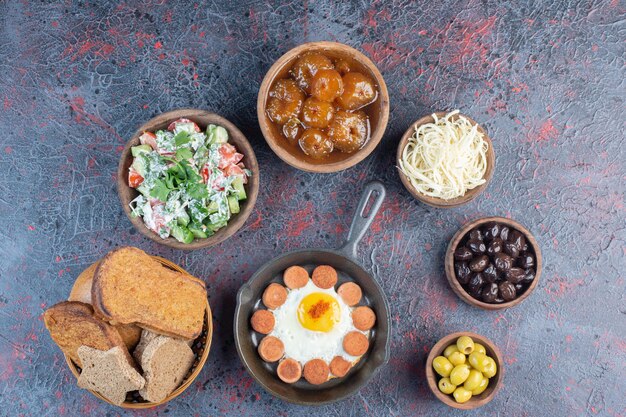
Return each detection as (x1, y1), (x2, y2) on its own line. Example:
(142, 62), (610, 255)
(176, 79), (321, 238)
(297, 293), (341, 332)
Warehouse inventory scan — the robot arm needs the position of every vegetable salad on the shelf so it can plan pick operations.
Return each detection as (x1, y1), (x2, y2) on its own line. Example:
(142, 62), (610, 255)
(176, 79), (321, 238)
(128, 118), (250, 243)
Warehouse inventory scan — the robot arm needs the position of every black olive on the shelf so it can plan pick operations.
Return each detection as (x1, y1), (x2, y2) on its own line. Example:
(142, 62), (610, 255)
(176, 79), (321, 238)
(454, 246), (473, 261)
(522, 268), (536, 283)
(494, 253), (514, 271)
(498, 281), (516, 301)
(469, 229), (483, 241)
(506, 267), (526, 284)
(504, 242), (520, 258)
(483, 222), (501, 241)
(467, 239), (486, 254)
(514, 283), (525, 294)
(469, 255), (489, 272)
(510, 230), (526, 251)
(482, 263), (498, 283)
(481, 282), (499, 303)
(455, 262), (472, 284)
(487, 238), (504, 256)
(518, 252), (535, 268)
(467, 273), (485, 296)
(500, 226), (510, 241)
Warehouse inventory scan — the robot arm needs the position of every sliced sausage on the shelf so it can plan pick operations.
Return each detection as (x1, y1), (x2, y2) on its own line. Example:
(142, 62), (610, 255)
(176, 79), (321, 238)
(262, 283), (288, 309)
(311, 265), (338, 289)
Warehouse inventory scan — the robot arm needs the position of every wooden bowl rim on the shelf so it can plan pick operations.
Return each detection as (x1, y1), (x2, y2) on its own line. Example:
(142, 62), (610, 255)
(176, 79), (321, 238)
(257, 41), (390, 173)
(396, 111), (495, 208)
(117, 108), (260, 250)
(64, 255), (213, 409)
(425, 331), (504, 410)
(444, 216), (543, 310)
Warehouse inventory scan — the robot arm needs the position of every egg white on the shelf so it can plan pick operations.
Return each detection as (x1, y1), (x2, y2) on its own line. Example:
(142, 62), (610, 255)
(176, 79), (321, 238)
(269, 280), (368, 364)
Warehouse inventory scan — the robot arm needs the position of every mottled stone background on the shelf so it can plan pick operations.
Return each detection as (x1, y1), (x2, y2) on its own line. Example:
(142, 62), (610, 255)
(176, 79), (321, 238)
(0, 0), (624, 416)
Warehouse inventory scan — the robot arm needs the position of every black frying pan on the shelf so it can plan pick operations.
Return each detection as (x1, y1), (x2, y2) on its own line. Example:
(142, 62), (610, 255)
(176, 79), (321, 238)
(234, 181), (390, 405)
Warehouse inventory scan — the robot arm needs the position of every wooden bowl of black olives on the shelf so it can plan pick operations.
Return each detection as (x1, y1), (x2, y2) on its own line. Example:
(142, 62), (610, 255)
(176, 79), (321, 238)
(445, 217), (542, 310)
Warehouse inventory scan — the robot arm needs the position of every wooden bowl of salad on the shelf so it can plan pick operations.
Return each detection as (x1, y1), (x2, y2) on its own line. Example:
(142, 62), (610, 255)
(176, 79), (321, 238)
(117, 109), (259, 250)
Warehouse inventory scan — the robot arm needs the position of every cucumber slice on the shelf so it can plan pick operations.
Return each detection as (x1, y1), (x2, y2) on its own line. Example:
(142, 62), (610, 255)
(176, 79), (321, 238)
(131, 144), (152, 157)
(177, 210), (190, 227)
(131, 154), (148, 177)
(228, 195), (240, 214)
(188, 222), (208, 239)
(207, 124), (228, 144)
(205, 221), (227, 233)
(170, 224), (194, 244)
(231, 177), (247, 200)
(136, 183), (150, 196)
(207, 201), (219, 214)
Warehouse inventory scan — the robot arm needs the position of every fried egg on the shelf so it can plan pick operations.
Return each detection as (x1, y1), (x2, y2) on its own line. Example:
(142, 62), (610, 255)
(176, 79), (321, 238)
(269, 280), (366, 364)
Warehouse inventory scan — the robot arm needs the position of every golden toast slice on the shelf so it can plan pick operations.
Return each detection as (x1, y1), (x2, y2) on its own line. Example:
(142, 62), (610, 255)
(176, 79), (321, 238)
(92, 247), (206, 340)
(43, 301), (131, 367)
(69, 260), (142, 350)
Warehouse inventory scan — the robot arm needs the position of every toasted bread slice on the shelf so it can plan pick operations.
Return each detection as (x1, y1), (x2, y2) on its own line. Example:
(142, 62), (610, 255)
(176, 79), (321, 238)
(69, 261), (100, 304)
(43, 301), (130, 367)
(69, 261), (142, 350)
(77, 346), (145, 405)
(138, 335), (195, 403)
(92, 247), (207, 340)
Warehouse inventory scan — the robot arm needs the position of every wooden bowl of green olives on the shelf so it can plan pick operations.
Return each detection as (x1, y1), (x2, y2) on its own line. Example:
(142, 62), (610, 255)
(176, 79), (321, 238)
(425, 332), (503, 410)
(445, 216), (542, 310)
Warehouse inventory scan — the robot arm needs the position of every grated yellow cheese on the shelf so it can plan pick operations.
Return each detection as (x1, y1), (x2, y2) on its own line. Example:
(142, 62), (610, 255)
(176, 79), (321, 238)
(398, 110), (488, 200)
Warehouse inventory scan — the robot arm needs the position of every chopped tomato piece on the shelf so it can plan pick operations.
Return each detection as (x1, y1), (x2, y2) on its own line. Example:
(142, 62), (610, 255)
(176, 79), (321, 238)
(167, 117), (201, 132)
(201, 165), (209, 183)
(211, 169), (226, 191)
(128, 168), (144, 187)
(222, 163), (245, 178)
(147, 203), (169, 235)
(218, 143), (243, 169)
(237, 162), (248, 184)
(139, 131), (157, 149)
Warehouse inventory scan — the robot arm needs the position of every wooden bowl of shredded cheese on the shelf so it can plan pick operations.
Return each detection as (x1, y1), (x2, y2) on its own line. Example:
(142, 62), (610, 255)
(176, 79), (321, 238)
(396, 111), (495, 208)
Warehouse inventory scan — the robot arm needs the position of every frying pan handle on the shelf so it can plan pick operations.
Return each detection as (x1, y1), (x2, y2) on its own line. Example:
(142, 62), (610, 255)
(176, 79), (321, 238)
(338, 181), (386, 259)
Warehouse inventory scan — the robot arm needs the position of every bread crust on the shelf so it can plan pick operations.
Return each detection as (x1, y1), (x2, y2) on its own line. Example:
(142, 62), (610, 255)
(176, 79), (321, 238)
(43, 301), (131, 367)
(69, 260), (142, 350)
(92, 247), (207, 340)
(138, 335), (195, 403)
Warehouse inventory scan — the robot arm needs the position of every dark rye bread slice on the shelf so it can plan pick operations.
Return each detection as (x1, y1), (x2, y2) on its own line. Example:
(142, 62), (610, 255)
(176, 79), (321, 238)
(68, 260), (142, 351)
(133, 329), (194, 365)
(43, 301), (131, 367)
(138, 335), (195, 403)
(92, 247), (207, 340)
(77, 345), (145, 405)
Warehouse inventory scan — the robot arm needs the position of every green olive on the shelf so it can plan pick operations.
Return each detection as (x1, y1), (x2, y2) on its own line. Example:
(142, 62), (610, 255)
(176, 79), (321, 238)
(443, 344), (459, 358)
(448, 351), (466, 366)
(453, 386), (473, 404)
(433, 356), (453, 378)
(438, 377), (456, 394)
(456, 336), (475, 354)
(463, 369), (483, 391)
(449, 364), (470, 385)
(482, 357), (497, 378)
(468, 352), (490, 372)
(473, 342), (487, 355)
(471, 376), (489, 395)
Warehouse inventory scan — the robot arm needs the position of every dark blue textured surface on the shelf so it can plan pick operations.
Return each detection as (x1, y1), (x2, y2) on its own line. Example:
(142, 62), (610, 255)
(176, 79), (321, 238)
(0, 1), (624, 416)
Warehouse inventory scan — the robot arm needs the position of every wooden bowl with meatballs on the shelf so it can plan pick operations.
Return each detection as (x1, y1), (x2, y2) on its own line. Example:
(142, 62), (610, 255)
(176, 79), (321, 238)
(258, 41), (390, 173)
